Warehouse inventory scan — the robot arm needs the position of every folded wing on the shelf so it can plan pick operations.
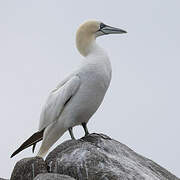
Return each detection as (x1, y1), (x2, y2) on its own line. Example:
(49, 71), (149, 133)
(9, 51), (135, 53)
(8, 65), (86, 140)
(11, 75), (81, 158)
(39, 75), (81, 131)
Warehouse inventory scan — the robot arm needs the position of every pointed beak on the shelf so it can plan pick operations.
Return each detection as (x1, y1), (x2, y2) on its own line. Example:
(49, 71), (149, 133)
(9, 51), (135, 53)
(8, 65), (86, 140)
(101, 25), (127, 35)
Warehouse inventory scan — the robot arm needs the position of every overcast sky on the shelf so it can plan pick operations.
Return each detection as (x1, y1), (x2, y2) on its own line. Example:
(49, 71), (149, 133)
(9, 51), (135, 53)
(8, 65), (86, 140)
(0, 0), (180, 179)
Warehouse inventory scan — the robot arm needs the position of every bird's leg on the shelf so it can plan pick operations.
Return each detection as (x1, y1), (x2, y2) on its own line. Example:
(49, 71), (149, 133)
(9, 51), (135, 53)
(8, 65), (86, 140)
(68, 127), (75, 140)
(82, 122), (89, 136)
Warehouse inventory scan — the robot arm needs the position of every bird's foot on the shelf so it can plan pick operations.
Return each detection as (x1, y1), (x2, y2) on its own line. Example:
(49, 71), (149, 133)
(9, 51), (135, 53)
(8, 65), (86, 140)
(68, 127), (76, 140)
(82, 122), (90, 136)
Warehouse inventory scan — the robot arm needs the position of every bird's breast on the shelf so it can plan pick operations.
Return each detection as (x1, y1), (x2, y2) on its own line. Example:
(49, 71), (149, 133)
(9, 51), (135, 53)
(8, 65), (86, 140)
(62, 62), (112, 128)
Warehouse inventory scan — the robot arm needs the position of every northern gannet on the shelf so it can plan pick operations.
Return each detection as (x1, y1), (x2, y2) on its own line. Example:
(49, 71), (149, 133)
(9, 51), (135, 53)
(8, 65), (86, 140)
(11, 20), (127, 158)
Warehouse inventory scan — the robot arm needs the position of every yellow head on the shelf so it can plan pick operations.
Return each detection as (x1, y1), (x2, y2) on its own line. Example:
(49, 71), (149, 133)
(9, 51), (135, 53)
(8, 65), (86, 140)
(76, 20), (127, 56)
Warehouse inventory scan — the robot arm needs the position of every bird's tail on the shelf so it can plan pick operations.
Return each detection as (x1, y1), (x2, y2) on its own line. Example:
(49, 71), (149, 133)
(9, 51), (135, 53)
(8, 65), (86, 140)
(10, 129), (44, 158)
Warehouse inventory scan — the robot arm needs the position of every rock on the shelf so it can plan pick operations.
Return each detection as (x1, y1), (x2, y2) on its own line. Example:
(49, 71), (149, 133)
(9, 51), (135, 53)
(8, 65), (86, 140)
(34, 173), (76, 180)
(0, 178), (9, 180)
(10, 156), (48, 180)
(46, 133), (179, 180)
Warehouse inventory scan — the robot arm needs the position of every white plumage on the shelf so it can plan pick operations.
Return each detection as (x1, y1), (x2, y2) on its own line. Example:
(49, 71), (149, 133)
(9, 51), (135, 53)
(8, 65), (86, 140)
(11, 20), (127, 158)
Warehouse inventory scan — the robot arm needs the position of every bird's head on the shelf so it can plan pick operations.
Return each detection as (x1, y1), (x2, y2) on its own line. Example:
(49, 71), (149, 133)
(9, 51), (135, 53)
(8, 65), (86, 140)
(76, 20), (127, 56)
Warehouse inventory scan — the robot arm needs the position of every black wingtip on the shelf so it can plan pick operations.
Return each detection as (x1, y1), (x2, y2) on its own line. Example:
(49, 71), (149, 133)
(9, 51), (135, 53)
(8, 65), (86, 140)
(10, 150), (19, 158)
(11, 145), (24, 158)
(10, 153), (14, 158)
(10, 129), (44, 158)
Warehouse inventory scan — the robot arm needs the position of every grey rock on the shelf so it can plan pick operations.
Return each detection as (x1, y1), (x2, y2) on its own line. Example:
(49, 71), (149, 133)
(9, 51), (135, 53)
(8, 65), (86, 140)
(10, 156), (48, 180)
(46, 133), (179, 180)
(34, 173), (75, 180)
(0, 178), (9, 180)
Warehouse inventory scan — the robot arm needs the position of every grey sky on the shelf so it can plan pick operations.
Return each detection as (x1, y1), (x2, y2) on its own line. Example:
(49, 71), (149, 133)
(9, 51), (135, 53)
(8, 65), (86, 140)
(0, 0), (180, 178)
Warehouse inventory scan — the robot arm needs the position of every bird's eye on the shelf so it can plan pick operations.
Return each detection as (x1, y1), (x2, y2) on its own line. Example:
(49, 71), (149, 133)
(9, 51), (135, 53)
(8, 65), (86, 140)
(100, 23), (106, 29)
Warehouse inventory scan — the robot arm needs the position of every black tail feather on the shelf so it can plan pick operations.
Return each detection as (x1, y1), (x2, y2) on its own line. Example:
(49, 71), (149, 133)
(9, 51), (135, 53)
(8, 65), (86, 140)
(10, 129), (44, 158)
(32, 143), (37, 153)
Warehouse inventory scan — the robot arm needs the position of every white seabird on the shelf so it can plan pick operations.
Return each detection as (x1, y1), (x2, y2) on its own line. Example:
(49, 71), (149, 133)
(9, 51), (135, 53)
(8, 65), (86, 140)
(11, 20), (127, 158)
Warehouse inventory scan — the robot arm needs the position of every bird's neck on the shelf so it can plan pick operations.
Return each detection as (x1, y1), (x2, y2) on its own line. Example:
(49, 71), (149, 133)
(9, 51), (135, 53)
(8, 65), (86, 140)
(86, 42), (108, 60)
(86, 41), (112, 78)
(76, 32), (111, 70)
(76, 30), (97, 57)
(76, 37), (106, 58)
(77, 35), (112, 86)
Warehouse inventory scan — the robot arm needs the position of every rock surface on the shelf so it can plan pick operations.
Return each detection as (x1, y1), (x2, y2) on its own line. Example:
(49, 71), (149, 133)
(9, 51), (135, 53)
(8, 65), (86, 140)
(34, 173), (75, 180)
(46, 133), (179, 180)
(10, 156), (48, 180)
(8, 133), (179, 180)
